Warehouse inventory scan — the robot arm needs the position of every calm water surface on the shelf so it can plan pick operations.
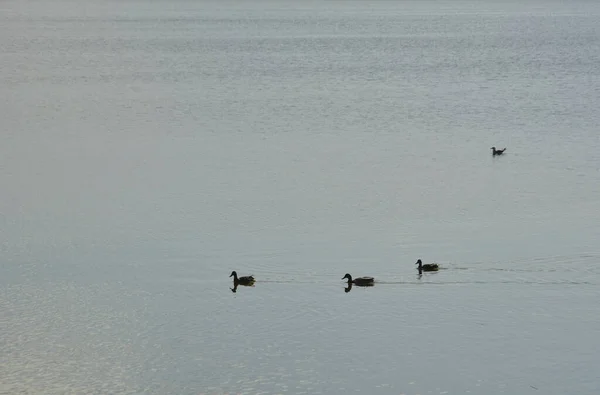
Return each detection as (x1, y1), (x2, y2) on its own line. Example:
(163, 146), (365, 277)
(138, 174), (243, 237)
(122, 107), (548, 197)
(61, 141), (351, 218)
(2, 0), (600, 394)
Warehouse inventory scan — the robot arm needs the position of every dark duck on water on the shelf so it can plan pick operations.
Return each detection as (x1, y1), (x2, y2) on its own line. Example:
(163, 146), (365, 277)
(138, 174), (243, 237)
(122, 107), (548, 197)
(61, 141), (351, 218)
(416, 259), (439, 272)
(229, 271), (255, 286)
(491, 146), (506, 156)
(341, 273), (374, 286)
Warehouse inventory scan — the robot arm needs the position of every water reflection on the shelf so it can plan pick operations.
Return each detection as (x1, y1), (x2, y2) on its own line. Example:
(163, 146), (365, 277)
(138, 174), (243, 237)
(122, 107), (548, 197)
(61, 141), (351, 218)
(418, 268), (439, 277)
(230, 282), (255, 293)
(343, 282), (374, 293)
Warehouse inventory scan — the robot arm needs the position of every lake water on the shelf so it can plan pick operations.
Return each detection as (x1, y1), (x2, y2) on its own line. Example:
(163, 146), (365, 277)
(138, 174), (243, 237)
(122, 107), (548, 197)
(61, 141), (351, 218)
(2, 0), (600, 393)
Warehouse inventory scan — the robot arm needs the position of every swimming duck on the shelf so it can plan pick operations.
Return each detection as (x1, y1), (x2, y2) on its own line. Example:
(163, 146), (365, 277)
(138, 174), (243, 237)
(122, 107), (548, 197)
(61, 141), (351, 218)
(491, 146), (506, 156)
(342, 273), (374, 286)
(415, 259), (439, 272)
(229, 271), (255, 285)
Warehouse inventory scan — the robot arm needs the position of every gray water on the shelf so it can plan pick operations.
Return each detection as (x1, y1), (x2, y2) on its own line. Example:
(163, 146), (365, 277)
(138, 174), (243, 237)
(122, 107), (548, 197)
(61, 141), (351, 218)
(2, 0), (600, 393)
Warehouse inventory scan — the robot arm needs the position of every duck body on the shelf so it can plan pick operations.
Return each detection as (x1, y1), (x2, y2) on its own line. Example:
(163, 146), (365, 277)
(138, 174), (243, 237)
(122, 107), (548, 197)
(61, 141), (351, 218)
(342, 273), (374, 286)
(491, 146), (506, 156)
(415, 259), (439, 272)
(229, 271), (255, 285)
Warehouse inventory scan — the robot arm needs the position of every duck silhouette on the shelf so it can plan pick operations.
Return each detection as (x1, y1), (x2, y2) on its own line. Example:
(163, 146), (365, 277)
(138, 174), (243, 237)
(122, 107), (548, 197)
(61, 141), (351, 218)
(491, 146), (506, 156)
(342, 273), (374, 286)
(416, 259), (439, 272)
(229, 271), (255, 286)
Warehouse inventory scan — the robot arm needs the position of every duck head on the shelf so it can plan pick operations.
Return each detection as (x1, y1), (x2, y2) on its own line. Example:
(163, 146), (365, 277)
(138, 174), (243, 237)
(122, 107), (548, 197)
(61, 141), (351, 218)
(415, 259), (422, 265)
(341, 273), (352, 281)
(229, 271), (237, 279)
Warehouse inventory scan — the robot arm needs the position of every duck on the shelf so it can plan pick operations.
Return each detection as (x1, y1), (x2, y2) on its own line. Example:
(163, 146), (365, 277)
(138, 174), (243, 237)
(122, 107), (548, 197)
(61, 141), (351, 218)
(229, 271), (255, 286)
(491, 146), (506, 156)
(342, 273), (374, 286)
(415, 259), (439, 272)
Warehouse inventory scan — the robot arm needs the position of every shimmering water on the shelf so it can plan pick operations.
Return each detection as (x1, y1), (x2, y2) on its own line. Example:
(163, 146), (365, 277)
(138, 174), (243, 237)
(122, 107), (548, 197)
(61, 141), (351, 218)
(2, 0), (600, 393)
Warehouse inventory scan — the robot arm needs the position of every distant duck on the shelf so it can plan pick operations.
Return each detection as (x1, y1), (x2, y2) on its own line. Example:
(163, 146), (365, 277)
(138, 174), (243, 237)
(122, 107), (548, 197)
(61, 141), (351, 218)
(491, 146), (506, 156)
(416, 259), (439, 272)
(342, 273), (374, 286)
(229, 271), (255, 286)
